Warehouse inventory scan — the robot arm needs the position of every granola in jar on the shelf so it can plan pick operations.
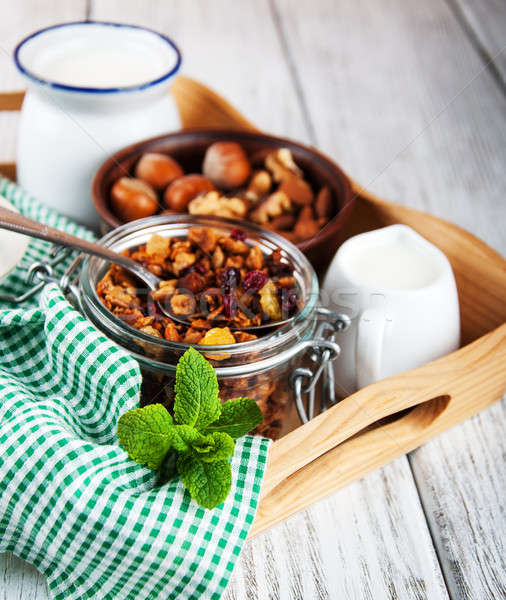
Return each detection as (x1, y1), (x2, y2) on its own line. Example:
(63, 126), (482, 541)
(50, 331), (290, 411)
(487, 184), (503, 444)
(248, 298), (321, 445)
(95, 225), (303, 439)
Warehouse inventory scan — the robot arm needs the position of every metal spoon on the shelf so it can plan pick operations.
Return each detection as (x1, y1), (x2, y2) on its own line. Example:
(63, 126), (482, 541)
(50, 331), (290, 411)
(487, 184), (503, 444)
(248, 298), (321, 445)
(0, 206), (296, 331)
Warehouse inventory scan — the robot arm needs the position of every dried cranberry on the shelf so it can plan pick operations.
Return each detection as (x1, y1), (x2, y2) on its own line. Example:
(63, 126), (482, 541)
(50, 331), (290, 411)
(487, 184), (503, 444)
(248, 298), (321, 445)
(277, 288), (298, 316)
(193, 263), (206, 275)
(179, 262), (207, 278)
(221, 267), (241, 292)
(243, 270), (268, 293)
(230, 228), (246, 241)
(223, 293), (238, 319)
(146, 298), (163, 322)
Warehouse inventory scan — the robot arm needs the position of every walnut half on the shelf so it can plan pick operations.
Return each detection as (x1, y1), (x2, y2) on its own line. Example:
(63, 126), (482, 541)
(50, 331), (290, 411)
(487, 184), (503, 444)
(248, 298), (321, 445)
(249, 191), (291, 224)
(188, 191), (247, 219)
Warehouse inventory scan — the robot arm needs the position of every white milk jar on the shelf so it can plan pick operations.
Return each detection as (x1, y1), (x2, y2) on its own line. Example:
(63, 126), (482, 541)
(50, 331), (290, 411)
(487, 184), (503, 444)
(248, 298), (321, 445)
(14, 21), (182, 229)
(323, 225), (460, 395)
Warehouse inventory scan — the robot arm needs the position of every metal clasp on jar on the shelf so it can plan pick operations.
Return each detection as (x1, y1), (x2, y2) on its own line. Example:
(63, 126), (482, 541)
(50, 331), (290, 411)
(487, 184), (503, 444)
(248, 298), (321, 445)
(0, 246), (74, 304)
(291, 307), (350, 423)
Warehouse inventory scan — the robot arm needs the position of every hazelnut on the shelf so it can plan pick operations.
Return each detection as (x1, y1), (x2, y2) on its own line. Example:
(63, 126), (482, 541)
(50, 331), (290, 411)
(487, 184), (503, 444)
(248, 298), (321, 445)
(145, 234), (170, 259)
(203, 142), (251, 189)
(135, 152), (183, 190)
(151, 279), (177, 303)
(139, 325), (162, 338)
(110, 177), (159, 222)
(184, 328), (205, 344)
(164, 175), (215, 212)
(219, 237), (250, 255)
(172, 252), (196, 276)
(224, 255), (244, 269)
(279, 174), (314, 206)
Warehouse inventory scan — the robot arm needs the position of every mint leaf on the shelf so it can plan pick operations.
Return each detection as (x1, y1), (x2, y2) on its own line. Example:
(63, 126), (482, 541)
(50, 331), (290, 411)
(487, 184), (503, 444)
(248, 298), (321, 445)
(117, 404), (174, 470)
(174, 347), (221, 430)
(171, 427), (234, 463)
(202, 398), (263, 439)
(194, 432), (235, 462)
(171, 425), (206, 453)
(177, 454), (232, 509)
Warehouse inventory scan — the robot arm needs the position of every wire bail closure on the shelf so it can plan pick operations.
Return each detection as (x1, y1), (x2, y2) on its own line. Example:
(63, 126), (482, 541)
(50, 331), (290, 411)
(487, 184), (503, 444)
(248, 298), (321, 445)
(0, 245), (73, 304)
(291, 308), (350, 423)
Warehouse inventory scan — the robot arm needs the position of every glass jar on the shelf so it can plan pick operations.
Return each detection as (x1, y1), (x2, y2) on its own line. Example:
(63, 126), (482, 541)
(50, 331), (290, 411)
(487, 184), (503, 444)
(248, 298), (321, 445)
(64, 215), (344, 438)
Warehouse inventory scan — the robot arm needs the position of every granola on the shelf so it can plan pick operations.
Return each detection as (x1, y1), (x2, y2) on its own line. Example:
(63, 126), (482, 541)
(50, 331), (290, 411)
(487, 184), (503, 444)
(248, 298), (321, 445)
(96, 227), (300, 346)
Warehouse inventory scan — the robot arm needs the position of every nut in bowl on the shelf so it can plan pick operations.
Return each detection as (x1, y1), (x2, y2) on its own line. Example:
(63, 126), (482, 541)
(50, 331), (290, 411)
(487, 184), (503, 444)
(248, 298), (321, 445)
(92, 130), (355, 273)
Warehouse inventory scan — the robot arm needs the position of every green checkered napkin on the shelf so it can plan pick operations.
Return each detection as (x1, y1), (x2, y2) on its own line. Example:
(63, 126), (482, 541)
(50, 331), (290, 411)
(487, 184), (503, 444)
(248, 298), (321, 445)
(0, 177), (271, 600)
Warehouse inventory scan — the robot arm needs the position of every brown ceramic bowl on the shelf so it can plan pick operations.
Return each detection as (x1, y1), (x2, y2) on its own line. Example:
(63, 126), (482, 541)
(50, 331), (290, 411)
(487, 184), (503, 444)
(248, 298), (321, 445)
(91, 129), (354, 273)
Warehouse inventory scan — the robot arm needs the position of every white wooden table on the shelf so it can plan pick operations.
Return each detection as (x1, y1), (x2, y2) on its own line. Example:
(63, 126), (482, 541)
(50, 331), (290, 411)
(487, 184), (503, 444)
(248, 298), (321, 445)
(1, 2), (505, 599)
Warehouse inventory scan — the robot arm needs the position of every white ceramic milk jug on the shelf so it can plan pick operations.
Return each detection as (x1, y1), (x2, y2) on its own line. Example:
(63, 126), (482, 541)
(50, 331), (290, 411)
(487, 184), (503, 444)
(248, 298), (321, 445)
(14, 21), (182, 229)
(323, 225), (460, 396)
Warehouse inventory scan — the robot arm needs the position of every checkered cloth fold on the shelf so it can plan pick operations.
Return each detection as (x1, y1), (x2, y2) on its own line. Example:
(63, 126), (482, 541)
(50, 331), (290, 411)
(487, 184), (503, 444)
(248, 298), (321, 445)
(0, 177), (270, 600)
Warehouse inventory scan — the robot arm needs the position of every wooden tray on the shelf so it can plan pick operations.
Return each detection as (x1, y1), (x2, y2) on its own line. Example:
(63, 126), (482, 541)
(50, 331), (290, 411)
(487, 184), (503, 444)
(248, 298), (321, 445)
(1, 77), (505, 539)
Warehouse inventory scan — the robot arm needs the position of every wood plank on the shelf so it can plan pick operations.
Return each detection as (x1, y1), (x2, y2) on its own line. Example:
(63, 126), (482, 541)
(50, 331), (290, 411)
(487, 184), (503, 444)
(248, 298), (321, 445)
(274, 2), (506, 599)
(225, 458), (449, 600)
(0, 554), (49, 600)
(90, 0), (310, 141)
(274, 0), (506, 255)
(0, 2), (85, 596)
(0, 0), (87, 161)
(409, 400), (506, 599)
(451, 0), (506, 87)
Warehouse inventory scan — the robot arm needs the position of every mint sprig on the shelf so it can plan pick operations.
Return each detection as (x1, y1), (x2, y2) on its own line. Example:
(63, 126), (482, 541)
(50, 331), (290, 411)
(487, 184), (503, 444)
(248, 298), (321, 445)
(117, 347), (263, 509)
(202, 398), (263, 440)
(174, 347), (221, 429)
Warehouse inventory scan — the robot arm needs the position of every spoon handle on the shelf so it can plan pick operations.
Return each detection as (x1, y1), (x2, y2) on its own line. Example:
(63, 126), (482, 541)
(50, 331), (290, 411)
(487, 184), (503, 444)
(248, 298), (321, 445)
(0, 206), (155, 284)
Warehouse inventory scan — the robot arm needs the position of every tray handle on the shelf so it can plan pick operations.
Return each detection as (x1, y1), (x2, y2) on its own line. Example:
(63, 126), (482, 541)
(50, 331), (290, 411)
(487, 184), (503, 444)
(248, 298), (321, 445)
(259, 322), (506, 500)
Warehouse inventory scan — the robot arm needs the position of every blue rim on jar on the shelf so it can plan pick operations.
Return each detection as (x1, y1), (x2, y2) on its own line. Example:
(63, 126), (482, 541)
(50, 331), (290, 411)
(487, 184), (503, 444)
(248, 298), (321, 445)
(14, 20), (182, 94)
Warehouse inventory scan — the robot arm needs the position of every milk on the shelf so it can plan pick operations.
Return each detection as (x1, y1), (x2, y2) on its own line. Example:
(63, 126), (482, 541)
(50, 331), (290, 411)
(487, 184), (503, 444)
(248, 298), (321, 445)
(32, 47), (168, 89)
(344, 238), (439, 290)
(17, 22), (179, 90)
